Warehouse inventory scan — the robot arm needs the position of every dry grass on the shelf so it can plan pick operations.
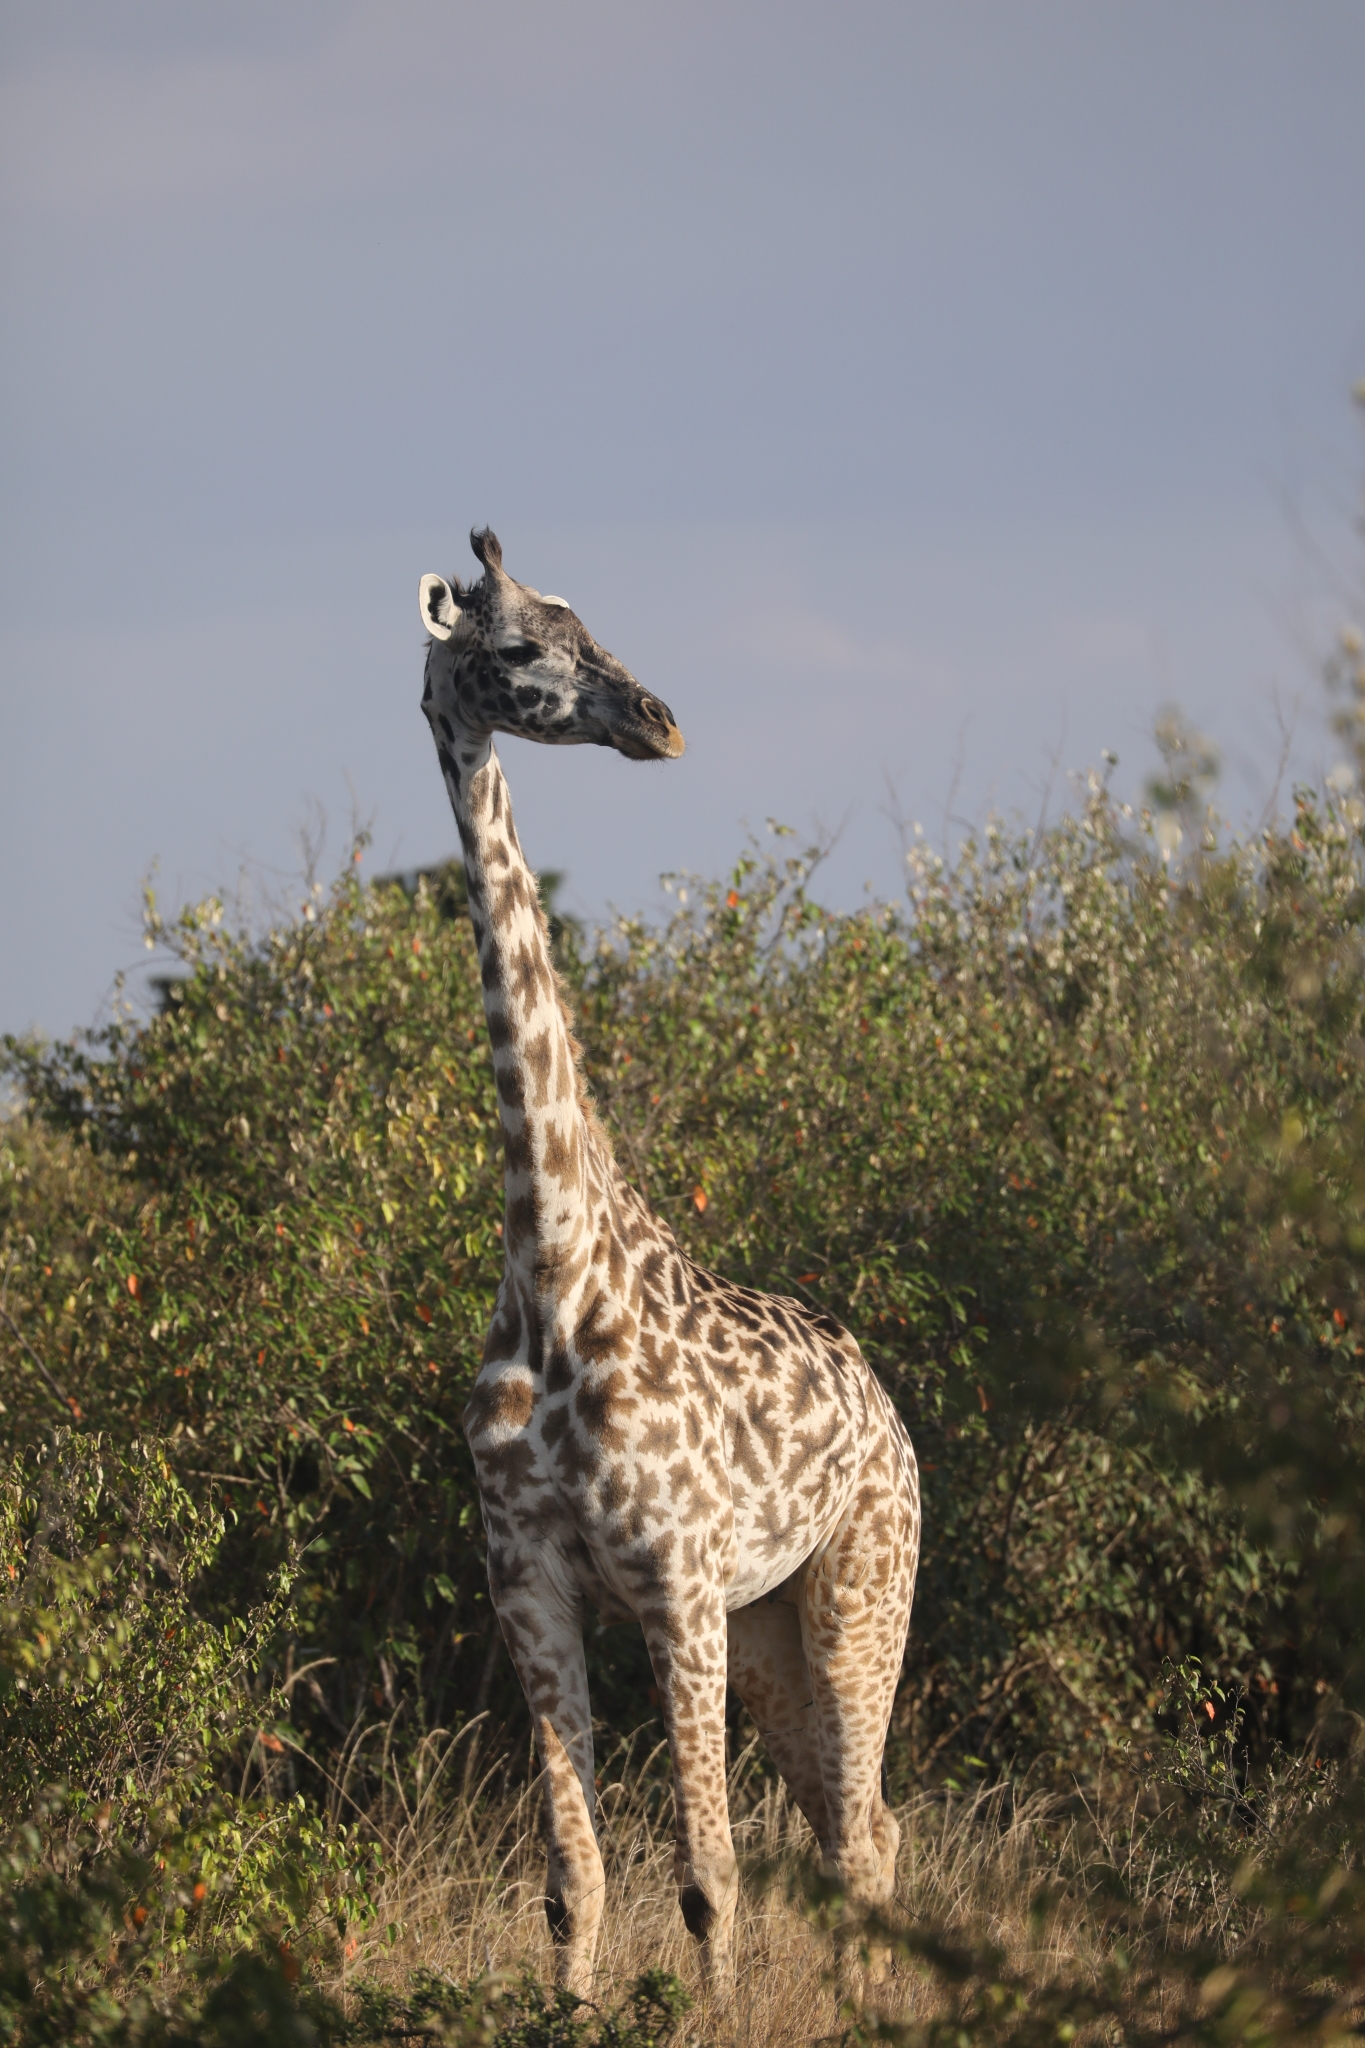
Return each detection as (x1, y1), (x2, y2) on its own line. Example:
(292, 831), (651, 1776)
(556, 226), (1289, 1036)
(328, 1722), (1236, 2044)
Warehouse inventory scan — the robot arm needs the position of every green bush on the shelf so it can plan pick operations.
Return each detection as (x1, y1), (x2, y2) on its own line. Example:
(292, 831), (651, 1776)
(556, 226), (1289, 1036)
(2, 861), (502, 1802)
(0, 1433), (380, 2045)
(336, 1967), (689, 2046)
(3, 726), (1364, 1782)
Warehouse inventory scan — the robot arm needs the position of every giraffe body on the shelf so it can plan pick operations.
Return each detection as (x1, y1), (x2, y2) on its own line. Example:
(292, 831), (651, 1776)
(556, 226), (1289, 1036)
(419, 533), (920, 2002)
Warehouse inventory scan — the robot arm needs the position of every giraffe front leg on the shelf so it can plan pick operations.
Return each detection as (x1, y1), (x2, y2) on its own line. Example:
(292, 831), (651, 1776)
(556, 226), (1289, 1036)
(488, 1548), (604, 1998)
(641, 1588), (738, 2008)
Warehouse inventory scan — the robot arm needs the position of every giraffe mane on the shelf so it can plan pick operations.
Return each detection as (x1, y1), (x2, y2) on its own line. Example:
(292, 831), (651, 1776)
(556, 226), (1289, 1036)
(526, 881), (615, 1159)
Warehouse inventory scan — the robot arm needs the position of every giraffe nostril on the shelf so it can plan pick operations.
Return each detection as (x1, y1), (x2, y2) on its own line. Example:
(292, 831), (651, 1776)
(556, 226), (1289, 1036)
(639, 695), (673, 729)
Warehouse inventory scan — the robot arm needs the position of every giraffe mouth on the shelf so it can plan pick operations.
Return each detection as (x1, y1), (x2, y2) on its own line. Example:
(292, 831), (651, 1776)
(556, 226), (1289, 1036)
(608, 694), (685, 761)
(613, 723), (686, 762)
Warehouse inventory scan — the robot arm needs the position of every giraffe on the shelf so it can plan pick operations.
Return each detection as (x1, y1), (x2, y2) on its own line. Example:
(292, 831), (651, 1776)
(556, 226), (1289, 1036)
(419, 530), (920, 2005)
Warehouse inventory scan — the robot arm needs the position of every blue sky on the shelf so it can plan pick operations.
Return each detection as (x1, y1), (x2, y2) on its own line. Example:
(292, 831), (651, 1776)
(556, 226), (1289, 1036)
(2, 1), (1363, 1039)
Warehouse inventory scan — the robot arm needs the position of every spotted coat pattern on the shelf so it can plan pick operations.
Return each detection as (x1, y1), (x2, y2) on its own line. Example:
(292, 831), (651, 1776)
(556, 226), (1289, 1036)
(418, 531), (921, 2002)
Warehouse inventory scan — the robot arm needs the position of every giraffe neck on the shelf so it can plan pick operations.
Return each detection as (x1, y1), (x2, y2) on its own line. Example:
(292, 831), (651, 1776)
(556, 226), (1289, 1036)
(439, 727), (598, 1303)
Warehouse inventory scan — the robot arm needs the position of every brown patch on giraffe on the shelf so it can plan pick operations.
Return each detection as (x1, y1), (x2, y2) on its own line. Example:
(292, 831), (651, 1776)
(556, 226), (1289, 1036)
(541, 1117), (581, 1187)
(743, 1391), (785, 1465)
(638, 1346), (683, 1415)
(551, 1425), (600, 1488)
(674, 1482), (722, 1533)
(464, 1372), (535, 1437)
(474, 1436), (540, 1490)
(787, 1356), (829, 1420)
(599, 1462), (630, 1514)
(522, 1025), (554, 1103)
(678, 1300), (710, 1344)
(574, 1367), (634, 1449)
(621, 1532), (678, 1599)
(639, 1416), (681, 1459)
(537, 1240), (588, 1293)
(509, 938), (549, 1010)
(604, 1231), (629, 1296)
(493, 866), (529, 920)
(575, 1287), (637, 1366)
(502, 1119), (532, 1176)
(727, 1298), (765, 1332)
(539, 1401), (571, 1451)
(499, 1062), (526, 1112)
(623, 1477), (662, 1538)
(728, 1419), (769, 1488)
(544, 1348), (574, 1394)
(481, 1291), (524, 1363)
(505, 1190), (537, 1248)
(680, 1406), (705, 1452)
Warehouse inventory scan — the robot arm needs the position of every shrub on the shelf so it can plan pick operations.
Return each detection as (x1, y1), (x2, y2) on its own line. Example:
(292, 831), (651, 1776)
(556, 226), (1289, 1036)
(3, 742), (1365, 1783)
(0, 1433), (380, 2044)
(337, 1967), (689, 2046)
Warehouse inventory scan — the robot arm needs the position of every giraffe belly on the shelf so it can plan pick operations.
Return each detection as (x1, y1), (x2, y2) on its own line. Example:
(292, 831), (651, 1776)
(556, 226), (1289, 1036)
(723, 1473), (861, 1611)
(564, 1543), (638, 1626)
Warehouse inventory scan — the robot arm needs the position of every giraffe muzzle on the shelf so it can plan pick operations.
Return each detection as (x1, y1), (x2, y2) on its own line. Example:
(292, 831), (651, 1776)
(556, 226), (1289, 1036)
(610, 694), (686, 761)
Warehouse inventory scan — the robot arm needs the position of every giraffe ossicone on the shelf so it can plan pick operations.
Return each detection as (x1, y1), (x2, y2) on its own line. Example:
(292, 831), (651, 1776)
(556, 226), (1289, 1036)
(418, 529), (920, 2006)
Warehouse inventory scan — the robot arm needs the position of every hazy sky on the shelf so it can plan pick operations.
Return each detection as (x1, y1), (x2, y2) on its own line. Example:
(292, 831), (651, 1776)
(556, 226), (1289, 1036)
(3, 1), (1363, 1041)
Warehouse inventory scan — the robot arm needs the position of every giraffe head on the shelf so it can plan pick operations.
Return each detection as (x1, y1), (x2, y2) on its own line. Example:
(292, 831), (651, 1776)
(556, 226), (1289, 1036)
(420, 529), (684, 763)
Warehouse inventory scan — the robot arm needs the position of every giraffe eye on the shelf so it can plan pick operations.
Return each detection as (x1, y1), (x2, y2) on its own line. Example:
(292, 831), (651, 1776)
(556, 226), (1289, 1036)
(499, 640), (542, 668)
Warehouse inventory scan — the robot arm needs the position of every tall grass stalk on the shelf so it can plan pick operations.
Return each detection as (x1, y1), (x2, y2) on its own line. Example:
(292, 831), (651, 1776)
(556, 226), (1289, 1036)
(335, 1731), (1290, 2044)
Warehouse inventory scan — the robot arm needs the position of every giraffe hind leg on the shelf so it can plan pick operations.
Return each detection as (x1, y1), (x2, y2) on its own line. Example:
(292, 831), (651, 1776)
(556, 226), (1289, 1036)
(800, 1480), (917, 1914)
(727, 1599), (830, 1851)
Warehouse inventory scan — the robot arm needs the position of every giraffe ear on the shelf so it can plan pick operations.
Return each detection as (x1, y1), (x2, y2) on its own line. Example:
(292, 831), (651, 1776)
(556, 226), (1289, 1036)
(419, 575), (462, 641)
